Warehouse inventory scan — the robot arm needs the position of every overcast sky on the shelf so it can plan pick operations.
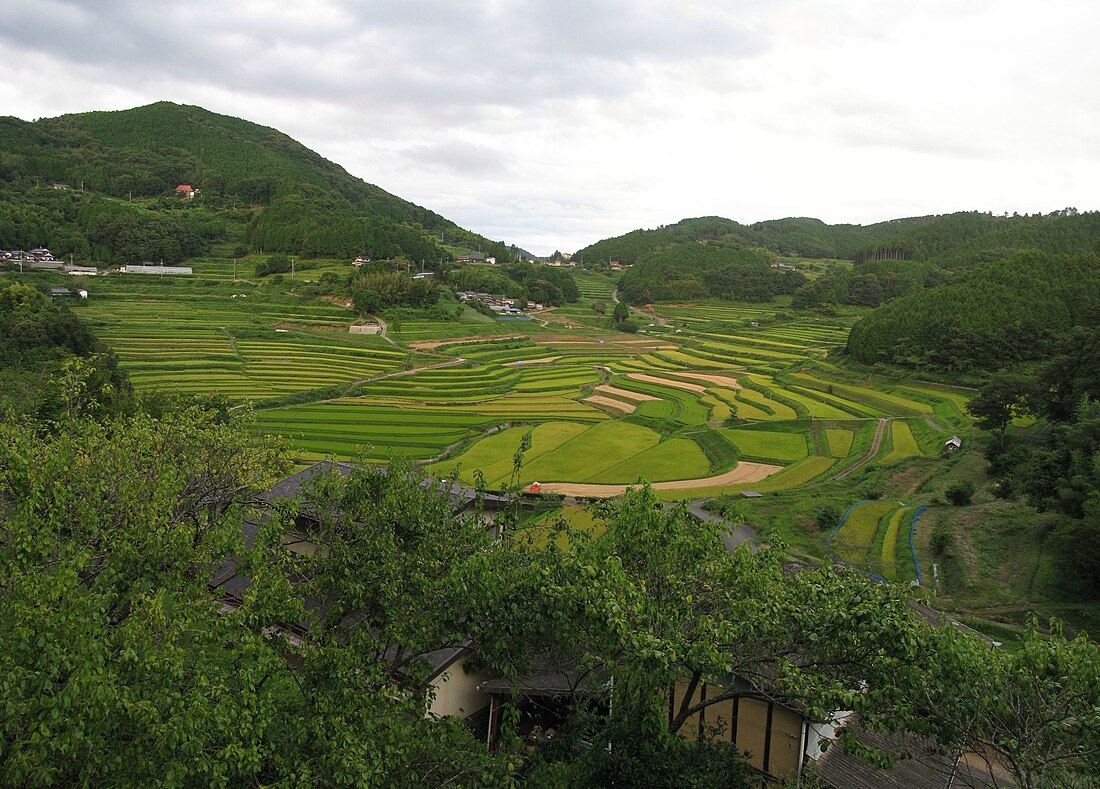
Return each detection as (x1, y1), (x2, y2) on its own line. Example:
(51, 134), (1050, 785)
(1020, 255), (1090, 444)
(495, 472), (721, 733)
(1, 0), (1097, 255)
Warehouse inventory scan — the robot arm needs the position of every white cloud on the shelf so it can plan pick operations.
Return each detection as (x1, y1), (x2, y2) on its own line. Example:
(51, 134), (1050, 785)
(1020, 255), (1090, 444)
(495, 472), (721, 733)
(0, 0), (1097, 254)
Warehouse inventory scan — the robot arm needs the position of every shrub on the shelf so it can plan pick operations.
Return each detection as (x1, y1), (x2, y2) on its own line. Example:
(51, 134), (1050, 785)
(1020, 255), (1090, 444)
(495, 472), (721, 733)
(815, 504), (842, 531)
(930, 524), (954, 557)
(256, 253), (291, 277)
(858, 483), (884, 500)
(944, 480), (975, 506)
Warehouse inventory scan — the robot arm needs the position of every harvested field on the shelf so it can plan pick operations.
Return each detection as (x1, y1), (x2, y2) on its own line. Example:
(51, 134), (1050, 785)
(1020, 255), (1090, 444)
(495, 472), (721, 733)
(594, 385), (660, 402)
(626, 373), (708, 393)
(584, 395), (637, 414)
(530, 460), (782, 498)
(668, 371), (743, 389)
(505, 355), (563, 366)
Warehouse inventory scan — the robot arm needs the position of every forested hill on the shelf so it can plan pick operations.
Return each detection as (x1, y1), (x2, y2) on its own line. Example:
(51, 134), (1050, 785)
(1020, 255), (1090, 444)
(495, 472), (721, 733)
(616, 244), (805, 305)
(576, 211), (1100, 268)
(0, 102), (505, 263)
(846, 250), (1100, 372)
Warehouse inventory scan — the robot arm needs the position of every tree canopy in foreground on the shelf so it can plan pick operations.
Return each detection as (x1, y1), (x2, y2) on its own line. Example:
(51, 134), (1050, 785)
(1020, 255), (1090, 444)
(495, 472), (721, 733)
(1, 411), (1097, 786)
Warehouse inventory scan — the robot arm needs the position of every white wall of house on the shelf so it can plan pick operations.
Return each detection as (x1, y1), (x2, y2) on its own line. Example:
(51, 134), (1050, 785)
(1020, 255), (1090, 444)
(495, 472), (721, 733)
(428, 663), (493, 720)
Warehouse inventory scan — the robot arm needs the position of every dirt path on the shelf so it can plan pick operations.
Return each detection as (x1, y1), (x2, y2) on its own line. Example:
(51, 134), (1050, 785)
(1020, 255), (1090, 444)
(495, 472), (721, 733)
(529, 461), (783, 498)
(342, 356), (467, 391)
(827, 418), (889, 482)
(924, 415), (946, 432)
(632, 305), (667, 327)
(406, 334), (525, 352)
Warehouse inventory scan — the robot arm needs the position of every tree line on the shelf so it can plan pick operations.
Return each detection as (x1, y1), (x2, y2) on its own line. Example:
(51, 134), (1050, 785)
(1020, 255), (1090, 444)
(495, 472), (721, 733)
(617, 243), (806, 305)
(967, 325), (1100, 602)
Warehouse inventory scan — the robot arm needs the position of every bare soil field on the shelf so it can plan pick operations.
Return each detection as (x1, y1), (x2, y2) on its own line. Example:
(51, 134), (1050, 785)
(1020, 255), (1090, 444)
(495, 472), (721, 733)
(626, 373), (708, 393)
(583, 395), (637, 414)
(667, 371), (743, 389)
(594, 384), (660, 402)
(530, 460), (782, 498)
(505, 355), (563, 366)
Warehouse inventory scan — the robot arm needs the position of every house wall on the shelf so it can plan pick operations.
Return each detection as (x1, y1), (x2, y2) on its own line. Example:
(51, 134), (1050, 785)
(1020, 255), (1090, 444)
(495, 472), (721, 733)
(671, 679), (806, 778)
(429, 662), (493, 720)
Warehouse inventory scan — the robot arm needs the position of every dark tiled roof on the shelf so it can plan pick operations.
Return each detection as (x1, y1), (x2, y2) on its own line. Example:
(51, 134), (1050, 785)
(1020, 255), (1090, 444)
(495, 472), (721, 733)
(259, 460), (353, 503)
(816, 718), (1011, 789)
(478, 662), (612, 698)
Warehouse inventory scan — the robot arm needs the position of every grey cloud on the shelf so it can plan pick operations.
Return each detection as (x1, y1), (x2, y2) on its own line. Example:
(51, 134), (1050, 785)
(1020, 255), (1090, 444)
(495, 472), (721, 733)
(0, 0), (761, 123)
(400, 139), (514, 177)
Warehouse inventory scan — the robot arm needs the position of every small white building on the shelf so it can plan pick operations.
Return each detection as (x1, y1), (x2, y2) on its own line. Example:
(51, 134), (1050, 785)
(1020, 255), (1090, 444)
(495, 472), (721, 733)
(944, 436), (963, 452)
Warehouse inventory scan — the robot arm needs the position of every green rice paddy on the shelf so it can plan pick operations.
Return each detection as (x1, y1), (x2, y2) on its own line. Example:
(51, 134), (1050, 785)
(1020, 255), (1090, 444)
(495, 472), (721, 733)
(73, 265), (974, 496)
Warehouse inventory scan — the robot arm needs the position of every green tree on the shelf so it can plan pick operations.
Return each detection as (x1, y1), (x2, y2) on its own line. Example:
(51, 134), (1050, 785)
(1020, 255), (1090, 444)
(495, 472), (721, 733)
(0, 415), (509, 786)
(255, 252), (291, 277)
(966, 372), (1038, 443)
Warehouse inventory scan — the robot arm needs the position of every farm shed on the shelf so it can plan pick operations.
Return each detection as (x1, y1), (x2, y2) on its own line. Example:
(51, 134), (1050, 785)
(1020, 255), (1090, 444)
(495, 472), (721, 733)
(944, 436), (962, 452)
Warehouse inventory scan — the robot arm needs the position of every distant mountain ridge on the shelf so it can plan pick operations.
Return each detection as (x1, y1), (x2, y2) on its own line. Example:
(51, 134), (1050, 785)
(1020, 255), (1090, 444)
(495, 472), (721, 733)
(576, 210), (1099, 268)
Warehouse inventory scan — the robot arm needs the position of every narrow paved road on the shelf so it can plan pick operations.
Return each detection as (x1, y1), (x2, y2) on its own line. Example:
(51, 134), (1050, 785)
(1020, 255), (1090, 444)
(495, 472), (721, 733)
(685, 500), (759, 554)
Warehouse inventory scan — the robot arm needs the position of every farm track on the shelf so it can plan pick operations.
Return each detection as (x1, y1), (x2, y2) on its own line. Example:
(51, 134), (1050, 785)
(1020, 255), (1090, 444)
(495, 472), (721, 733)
(924, 416), (946, 432)
(342, 357), (468, 391)
(220, 326), (246, 371)
(373, 316), (402, 349)
(827, 418), (889, 481)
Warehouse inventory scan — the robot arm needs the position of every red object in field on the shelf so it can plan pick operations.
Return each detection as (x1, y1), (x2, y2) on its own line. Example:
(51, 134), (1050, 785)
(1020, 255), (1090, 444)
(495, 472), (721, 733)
(530, 482), (542, 493)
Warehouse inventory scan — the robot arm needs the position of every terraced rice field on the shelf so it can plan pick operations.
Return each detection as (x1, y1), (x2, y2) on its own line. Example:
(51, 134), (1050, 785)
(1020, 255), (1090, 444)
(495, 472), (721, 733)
(829, 500), (918, 581)
(75, 266), (971, 494)
(75, 272), (405, 399)
(883, 421), (922, 462)
(718, 428), (809, 463)
(825, 429), (854, 458)
(830, 501), (900, 566)
(253, 402), (491, 462)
